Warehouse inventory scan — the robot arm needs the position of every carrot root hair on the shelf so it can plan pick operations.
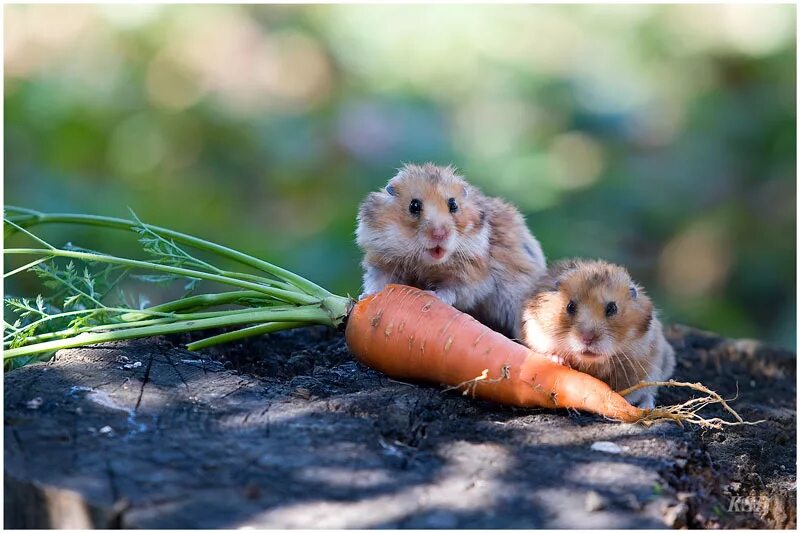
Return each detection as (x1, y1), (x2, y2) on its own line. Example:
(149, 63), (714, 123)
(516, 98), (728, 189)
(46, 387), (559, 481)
(619, 379), (766, 430)
(442, 364), (512, 398)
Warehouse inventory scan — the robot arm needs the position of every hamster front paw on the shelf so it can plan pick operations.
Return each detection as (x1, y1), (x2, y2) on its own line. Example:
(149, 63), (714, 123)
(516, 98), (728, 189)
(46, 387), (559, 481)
(426, 288), (457, 306)
(544, 353), (568, 367)
(628, 391), (656, 410)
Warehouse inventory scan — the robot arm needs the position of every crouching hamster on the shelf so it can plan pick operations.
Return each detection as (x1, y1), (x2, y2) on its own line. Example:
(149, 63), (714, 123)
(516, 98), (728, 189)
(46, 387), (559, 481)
(356, 163), (547, 339)
(519, 259), (675, 408)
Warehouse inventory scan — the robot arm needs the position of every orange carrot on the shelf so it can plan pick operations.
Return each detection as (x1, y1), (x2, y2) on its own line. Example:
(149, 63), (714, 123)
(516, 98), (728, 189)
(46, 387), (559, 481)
(346, 284), (644, 423)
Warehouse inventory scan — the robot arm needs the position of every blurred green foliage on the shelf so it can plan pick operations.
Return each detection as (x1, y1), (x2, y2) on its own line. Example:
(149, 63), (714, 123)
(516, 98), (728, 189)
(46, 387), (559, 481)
(5, 5), (796, 347)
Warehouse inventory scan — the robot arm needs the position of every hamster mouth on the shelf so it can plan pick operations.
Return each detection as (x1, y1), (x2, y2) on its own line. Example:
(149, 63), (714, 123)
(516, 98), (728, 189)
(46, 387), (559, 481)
(574, 349), (607, 362)
(427, 246), (447, 261)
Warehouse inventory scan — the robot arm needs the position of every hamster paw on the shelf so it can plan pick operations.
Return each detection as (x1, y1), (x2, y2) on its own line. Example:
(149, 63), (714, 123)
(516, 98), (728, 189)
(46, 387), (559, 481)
(425, 289), (457, 306)
(545, 353), (568, 366)
(631, 394), (656, 410)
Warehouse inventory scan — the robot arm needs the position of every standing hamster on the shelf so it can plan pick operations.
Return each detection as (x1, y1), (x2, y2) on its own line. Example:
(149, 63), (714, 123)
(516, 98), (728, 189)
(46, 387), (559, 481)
(356, 163), (547, 339)
(518, 259), (675, 408)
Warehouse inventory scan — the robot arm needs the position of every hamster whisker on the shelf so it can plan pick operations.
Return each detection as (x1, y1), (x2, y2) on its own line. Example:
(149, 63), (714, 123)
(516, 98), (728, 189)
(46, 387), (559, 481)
(622, 340), (659, 374)
(604, 352), (620, 391)
(452, 240), (469, 264)
(613, 350), (638, 389)
(388, 259), (403, 286)
(618, 347), (653, 383)
(457, 244), (472, 267)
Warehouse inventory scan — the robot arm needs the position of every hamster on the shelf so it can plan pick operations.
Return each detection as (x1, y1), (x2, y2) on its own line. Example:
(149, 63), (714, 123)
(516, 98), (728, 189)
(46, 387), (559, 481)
(518, 259), (675, 409)
(356, 162), (547, 339)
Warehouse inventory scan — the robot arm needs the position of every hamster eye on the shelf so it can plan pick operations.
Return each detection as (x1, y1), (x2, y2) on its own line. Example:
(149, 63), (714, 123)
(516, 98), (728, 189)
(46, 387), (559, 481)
(409, 199), (422, 215)
(605, 302), (618, 317)
(448, 198), (458, 213)
(566, 300), (577, 315)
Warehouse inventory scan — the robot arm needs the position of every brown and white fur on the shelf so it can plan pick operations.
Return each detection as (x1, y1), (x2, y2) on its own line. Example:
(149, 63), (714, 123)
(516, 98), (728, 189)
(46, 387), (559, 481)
(519, 259), (675, 408)
(356, 163), (546, 339)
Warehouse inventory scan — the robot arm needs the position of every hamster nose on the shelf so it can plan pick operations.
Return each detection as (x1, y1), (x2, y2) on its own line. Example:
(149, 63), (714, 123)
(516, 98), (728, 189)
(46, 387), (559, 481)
(580, 330), (598, 345)
(430, 227), (450, 242)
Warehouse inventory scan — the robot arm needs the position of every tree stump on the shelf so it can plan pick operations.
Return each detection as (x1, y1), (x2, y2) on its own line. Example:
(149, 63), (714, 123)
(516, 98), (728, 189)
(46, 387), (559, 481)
(4, 326), (796, 528)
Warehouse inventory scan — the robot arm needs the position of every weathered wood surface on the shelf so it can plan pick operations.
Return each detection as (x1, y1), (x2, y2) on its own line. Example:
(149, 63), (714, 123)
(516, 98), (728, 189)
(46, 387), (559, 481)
(4, 326), (796, 528)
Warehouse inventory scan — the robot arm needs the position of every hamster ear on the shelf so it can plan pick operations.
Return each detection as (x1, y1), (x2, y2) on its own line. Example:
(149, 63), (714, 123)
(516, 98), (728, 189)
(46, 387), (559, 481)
(385, 185), (397, 197)
(629, 286), (638, 299)
(462, 185), (469, 198)
(554, 280), (561, 291)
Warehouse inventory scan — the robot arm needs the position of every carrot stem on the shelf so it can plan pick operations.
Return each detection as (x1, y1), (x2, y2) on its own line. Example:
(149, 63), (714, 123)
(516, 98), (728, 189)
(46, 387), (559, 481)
(3, 306), (332, 359)
(4, 207), (331, 298)
(119, 290), (270, 321)
(5, 248), (318, 305)
(186, 321), (306, 351)
(5, 306), (298, 346)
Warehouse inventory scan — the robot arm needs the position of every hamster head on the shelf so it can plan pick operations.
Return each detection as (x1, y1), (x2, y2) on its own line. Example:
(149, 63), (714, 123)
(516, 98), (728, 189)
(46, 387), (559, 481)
(357, 163), (487, 266)
(522, 260), (654, 373)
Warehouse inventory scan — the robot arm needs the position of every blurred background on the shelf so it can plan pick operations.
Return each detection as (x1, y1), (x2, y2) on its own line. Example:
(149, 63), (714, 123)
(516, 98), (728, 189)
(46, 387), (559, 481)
(5, 4), (796, 348)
